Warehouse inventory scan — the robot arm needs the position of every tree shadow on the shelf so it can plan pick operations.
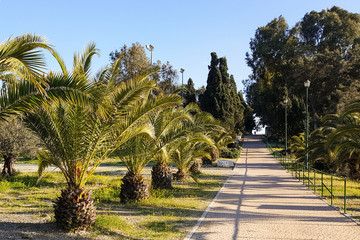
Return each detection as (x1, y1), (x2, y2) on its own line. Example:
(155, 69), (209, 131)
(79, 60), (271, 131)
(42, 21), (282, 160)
(0, 222), (91, 240)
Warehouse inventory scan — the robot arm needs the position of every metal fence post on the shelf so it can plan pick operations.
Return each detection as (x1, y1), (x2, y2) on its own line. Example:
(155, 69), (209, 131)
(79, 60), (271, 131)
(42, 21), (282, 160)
(297, 163), (299, 179)
(296, 163), (298, 179)
(321, 172), (324, 198)
(303, 165), (305, 184)
(344, 179), (347, 214)
(331, 174), (333, 206)
(314, 170), (316, 193)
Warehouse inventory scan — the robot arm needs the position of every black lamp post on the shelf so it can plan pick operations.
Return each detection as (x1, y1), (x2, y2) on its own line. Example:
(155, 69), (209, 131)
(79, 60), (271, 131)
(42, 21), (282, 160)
(304, 80), (310, 169)
(284, 97), (288, 159)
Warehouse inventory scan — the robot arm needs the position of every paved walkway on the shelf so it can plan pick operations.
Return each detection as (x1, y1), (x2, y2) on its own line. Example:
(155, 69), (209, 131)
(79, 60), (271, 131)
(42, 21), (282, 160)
(188, 135), (360, 240)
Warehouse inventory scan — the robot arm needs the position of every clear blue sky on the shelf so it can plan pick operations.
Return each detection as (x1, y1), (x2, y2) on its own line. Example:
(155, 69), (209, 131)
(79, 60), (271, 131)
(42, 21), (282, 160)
(1, 0), (359, 91)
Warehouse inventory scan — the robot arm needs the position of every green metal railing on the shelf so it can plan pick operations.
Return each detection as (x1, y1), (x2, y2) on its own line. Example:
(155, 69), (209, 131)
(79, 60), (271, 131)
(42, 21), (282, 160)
(266, 142), (360, 218)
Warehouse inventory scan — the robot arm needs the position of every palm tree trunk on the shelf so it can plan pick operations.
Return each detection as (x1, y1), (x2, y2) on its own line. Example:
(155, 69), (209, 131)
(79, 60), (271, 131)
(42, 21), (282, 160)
(2, 155), (15, 177)
(120, 172), (150, 203)
(189, 161), (201, 174)
(211, 149), (219, 161)
(151, 162), (172, 189)
(53, 187), (96, 232)
(173, 170), (188, 181)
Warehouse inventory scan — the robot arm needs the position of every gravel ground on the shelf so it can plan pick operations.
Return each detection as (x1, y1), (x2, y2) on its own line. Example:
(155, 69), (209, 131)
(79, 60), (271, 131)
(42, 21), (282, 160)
(190, 136), (360, 240)
(0, 163), (234, 240)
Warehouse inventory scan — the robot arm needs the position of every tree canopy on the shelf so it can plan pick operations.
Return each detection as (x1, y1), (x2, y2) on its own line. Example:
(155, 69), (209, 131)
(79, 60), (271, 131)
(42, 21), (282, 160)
(109, 43), (178, 94)
(199, 52), (248, 135)
(245, 6), (360, 138)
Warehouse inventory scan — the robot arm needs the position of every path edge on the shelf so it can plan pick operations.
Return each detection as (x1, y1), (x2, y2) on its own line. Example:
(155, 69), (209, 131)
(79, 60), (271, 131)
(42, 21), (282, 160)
(183, 174), (232, 240)
(184, 139), (246, 240)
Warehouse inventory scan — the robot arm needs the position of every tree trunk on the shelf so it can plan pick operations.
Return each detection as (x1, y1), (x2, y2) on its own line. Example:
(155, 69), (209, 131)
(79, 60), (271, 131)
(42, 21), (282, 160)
(120, 172), (150, 203)
(151, 162), (172, 189)
(211, 149), (219, 162)
(2, 155), (15, 177)
(53, 187), (96, 232)
(173, 170), (188, 181)
(189, 161), (201, 175)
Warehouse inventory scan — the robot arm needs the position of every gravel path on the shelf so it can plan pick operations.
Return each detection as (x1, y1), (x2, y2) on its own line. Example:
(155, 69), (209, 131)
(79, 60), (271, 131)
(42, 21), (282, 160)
(188, 135), (360, 240)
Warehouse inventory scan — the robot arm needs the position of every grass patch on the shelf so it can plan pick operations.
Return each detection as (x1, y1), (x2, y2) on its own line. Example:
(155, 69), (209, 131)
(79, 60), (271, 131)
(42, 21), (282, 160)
(0, 169), (229, 239)
(16, 157), (38, 164)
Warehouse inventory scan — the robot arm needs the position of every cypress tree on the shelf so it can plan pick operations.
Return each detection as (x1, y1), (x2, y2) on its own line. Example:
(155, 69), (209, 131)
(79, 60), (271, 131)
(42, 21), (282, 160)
(199, 52), (222, 118)
(239, 92), (255, 133)
(184, 78), (197, 106)
(200, 52), (246, 135)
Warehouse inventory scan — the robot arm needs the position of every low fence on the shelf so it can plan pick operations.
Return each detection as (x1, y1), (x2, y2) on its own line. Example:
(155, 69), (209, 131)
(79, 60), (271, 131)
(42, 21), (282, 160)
(266, 142), (360, 220)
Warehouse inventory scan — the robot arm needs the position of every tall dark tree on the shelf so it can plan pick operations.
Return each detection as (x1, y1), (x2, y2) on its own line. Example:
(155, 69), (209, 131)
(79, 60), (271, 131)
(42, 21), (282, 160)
(245, 16), (295, 138)
(200, 52), (245, 135)
(199, 52), (222, 118)
(184, 78), (196, 106)
(239, 92), (255, 133)
(245, 6), (360, 138)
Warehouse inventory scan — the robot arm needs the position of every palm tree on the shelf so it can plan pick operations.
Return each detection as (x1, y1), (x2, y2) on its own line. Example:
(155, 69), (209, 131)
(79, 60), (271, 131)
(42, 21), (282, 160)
(324, 100), (360, 178)
(117, 137), (152, 202)
(289, 134), (306, 162)
(116, 94), (183, 202)
(0, 33), (64, 94)
(171, 135), (214, 181)
(209, 131), (234, 163)
(170, 112), (224, 181)
(22, 44), (182, 231)
(150, 103), (196, 189)
(0, 34), (96, 175)
(306, 126), (338, 172)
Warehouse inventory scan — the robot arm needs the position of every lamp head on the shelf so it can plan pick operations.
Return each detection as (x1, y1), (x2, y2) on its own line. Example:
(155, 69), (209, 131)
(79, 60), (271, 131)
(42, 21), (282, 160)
(145, 44), (154, 51)
(304, 80), (310, 88)
(180, 68), (185, 73)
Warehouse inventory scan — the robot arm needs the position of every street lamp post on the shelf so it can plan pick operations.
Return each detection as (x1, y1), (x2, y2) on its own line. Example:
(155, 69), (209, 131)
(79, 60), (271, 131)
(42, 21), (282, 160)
(180, 68), (185, 85)
(304, 80), (310, 169)
(145, 44), (154, 65)
(284, 97), (288, 159)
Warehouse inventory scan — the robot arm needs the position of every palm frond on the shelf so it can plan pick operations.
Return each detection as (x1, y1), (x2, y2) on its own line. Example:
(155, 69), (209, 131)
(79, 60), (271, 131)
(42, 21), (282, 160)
(73, 42), (99, 77)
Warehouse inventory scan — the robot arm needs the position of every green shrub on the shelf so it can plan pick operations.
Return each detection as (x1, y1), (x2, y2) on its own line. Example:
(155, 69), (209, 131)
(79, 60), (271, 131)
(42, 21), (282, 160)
(220, 141), (242, 159)
(220, 147), (240, 159)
